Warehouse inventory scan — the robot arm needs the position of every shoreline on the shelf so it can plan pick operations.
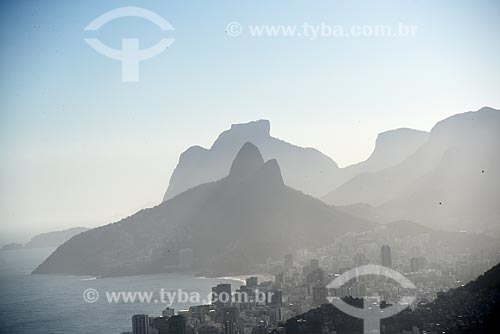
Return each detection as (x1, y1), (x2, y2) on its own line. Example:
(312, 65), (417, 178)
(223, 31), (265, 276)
(213, 273), (275, 284)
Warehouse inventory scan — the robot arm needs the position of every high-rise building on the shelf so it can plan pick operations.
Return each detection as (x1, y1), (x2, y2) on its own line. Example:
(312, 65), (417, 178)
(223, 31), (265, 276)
(275, 272), (284, 287)
(223, 321), (235, 334)
(417, 256), (427, 270)
(212, 283), (232, 306)
(189, 305), (210, 322)
(306, 268), (325, 285)
(222, 307), (239, 334)
(167, 315), (186, 334)
(236, 285), (254, 304)
(267, 290), (283, 306)
(246, 276), (258, 288)
(310, 259), (319, 271)
(148, 317), (159, 334)
(284, 254), (294, 268)
(410, 257), (419, 273)
(381, 245), (392, 268)
(253, 322), (268, 334)
(269, 307), (282, 326)
(153, 317), (170, 334)
(222, 306), (239, 324)
(132, 314), (149, 334)
(312, 285), (328, 306)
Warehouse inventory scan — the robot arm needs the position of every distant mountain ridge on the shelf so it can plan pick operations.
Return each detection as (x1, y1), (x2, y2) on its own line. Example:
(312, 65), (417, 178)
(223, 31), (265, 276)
(1, 227), (89, 250)
(164, 120), (429, 201)
(339, 128), (429, 177)
(324, 107), (500, 234)
(33, 143), (373, 277)
(25, 227), (89, 248)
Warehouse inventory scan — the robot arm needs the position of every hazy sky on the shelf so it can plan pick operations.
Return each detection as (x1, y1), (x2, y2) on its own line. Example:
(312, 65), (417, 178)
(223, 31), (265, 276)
(1, 0), (499, 243)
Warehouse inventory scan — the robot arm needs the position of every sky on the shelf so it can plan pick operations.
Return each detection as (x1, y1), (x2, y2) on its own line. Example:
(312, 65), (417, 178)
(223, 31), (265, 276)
(1, 0), (499, 243)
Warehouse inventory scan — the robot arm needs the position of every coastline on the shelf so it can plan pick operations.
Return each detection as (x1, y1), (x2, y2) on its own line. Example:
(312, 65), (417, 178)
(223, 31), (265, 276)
(214, 273), (275, 284)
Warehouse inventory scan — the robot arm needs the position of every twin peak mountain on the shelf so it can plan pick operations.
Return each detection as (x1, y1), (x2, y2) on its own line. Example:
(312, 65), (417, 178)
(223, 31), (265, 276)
(228, 142), (284, 186)
(32, 142), (370, 277)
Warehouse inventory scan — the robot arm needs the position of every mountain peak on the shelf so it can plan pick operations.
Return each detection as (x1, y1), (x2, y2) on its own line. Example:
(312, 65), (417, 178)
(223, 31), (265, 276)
(375, 128), (428, 145)
(254, 159), (285, 187)
(229, 142), (265, 178)
(212, 120), (270, 149)
(229, 120), (270, 137)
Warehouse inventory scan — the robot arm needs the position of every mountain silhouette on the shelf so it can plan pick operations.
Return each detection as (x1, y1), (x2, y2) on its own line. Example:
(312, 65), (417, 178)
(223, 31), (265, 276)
(25, 227), (89, 248)
(324, 107), (500, 234)
(163, 120), (429, 201)
(33, 143), (373, 277)
(339, 128), (429, 178)
(163, 120), (338, 200)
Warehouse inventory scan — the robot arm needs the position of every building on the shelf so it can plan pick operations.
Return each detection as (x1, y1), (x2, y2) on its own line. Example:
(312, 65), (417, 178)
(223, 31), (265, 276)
(417, 256), (427, 270)
(162, 307), (175, 318)
(222, 306), (239, 324)
(197, 326), (219, 334)
(269, 307), (282, 326)
(153, 317), (170, 334)
(221, 307), (239, 334)
(275, 272), (284, 287)
(268, 290), (283, 306)
(284, 254), (294, 268)
(246, 277), (258, 288)
(223, 321), (235, 334)
(306, 268), (325, 285)
(310, 259), (319, 271)
(189, 305), (210, 322)
(212, 283), (232, 306)
(410, 257), (419, 273)
(312, 285), (328, 306)
(132, 314), (149, 334)
(381, 245), (392, 268)
(149, 317), (159, 334)
(167, 315), (186, 334)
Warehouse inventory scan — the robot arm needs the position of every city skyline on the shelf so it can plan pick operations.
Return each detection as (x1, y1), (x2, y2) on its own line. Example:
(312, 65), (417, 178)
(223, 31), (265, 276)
(2, 0), (500, 242)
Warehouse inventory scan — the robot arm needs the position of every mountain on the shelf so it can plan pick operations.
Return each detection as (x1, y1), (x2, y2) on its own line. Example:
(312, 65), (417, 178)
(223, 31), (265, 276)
(164, 120), (340, 200)
(163, 121), (429, 201)
(339, 128), (429, 179)
(0, 227), (89, 251)
(32, 143), (373, 277)
(24, 227), (89, 248)
(323, 107), (500, 234)
(1, 243), (24, 251)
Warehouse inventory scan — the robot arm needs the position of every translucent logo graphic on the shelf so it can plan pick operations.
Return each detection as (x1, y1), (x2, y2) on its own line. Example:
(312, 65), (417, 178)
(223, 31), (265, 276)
(84, 7), (175, 82)
(326, 265), (416, 334)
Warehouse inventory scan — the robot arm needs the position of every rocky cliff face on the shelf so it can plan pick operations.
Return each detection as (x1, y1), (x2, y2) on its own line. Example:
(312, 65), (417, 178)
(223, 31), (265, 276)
(163, 119), (340, 200)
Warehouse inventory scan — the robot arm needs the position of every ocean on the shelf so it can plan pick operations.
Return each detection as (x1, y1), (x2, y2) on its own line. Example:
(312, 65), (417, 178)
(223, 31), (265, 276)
(0, 248), (242, 334)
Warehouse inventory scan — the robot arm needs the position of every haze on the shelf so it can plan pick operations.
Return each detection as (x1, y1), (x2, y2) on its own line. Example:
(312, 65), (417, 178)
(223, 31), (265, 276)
(1, 0), (500, 243)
